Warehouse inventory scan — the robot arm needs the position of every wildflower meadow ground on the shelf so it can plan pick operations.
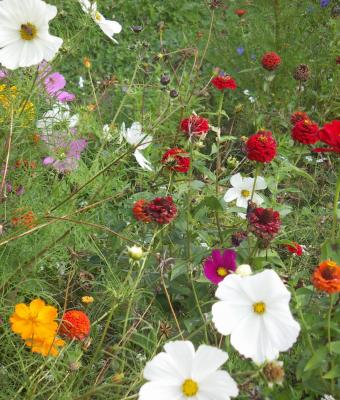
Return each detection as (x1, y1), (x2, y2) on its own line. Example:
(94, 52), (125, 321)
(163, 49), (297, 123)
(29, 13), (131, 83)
(0, 0), (339, 399)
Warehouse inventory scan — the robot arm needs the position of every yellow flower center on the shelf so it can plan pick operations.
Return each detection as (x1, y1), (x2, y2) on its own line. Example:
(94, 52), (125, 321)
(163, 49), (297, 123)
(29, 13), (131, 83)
(216, 267), (228, 277)
(241, 189), (251, 197)
(253, 302), (266, 314)
(20, 23), (37, 41)
(182, 379), (199, 397)
(95, 12), (102, 21)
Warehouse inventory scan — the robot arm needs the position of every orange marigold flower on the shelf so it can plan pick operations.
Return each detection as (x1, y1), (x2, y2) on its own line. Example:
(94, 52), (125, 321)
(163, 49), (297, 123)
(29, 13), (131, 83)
(25, 336), (65, 357)
(59, 310), (90, 340)
(132, 199), (151, 222)
(10, 298), (58, 340)
(312, 260), (340, 294)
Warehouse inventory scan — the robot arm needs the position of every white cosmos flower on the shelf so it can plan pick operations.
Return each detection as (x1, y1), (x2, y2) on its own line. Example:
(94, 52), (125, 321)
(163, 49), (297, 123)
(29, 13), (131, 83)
(37, 103), (78, 132)
(224, 173), (267, 209)
(0, 0), (63, 70)
(78, 0), (122, 44)
(120, 122), (153, 171)
(212, 269), (300, 365)
(139, 340), (238, 400)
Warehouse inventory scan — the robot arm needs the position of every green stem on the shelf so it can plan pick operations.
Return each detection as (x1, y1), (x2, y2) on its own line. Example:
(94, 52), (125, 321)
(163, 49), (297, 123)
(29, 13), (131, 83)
(250, 163), (261, 202)
(327, 294), (335, 395)
(273, 0), (280, 51)
(331, 171), (340, 240)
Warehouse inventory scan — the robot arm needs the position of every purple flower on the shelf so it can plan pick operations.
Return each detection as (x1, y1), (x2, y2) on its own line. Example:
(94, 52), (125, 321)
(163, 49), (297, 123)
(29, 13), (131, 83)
(320, 0), (331, 7)
(44, 72), (66, 95)
(42, 132), (87, 173)
(56, 91), (76, 103)
(0, 69), (8, 80)
(203, 249), (237, 285)
(237, 47), (245, 55)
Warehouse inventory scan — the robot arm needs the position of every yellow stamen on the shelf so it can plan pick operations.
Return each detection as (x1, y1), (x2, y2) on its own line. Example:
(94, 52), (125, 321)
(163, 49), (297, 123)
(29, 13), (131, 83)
(216, 267), (228, 277)
(241, 189), (251, 197)
(182, 379), (198, 397)
(20, 23), (37, 41)
(253, 302), (266, 314)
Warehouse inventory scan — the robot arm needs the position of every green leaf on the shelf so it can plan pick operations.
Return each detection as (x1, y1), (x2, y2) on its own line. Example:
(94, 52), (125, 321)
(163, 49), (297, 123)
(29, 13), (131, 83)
(321, 239), (340, 264)
(200, 196), (224, 211)
(304, 347), (328, 371)
(323, 364), (340, 379)
(330, 341), (340, 354)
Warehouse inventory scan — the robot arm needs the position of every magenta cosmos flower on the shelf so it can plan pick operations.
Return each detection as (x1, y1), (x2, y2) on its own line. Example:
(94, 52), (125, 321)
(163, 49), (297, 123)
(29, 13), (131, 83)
(203, 249), (237, 284)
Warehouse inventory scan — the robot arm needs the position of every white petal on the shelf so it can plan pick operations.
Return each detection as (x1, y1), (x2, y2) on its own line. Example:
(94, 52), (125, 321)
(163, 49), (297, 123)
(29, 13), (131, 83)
(212, 300), (251, 336)
(97, 19), (122, 36)
(223, 188), (240, 203)
(199, 370), (239, 399)
(235, 196), (248, 208)
(252, 193), (264, 206)
(229, 173), (243, 188)
(163, 341), (195, 378)
(143, 353), (183, 384)
(241, 177), (255, 191)
(134, 150), (153, 171)
(254, 176), (267, 190)
(139, 381), (182, 400)
(191, 345), (228, 381)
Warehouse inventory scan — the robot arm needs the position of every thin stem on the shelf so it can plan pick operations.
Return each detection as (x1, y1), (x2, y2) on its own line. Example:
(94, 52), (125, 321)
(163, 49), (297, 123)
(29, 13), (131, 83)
(87, 67), (103, 125)
(273, 0), (280, 51)
(250, 163), (261, 202)
(331, 171), (340, 240)
(327, 294), (335, 395)
(0, 106), (14, 201)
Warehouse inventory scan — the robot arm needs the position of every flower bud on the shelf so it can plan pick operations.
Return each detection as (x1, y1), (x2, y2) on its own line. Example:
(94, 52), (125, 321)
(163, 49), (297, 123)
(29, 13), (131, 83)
(170, 89), (179, 98)
(160, 74), (170, 86)
(263, 360), (285, 388)
(83, 57), (91, 69)
(235, 264), (252, 277)
(128, 245), (144, 260)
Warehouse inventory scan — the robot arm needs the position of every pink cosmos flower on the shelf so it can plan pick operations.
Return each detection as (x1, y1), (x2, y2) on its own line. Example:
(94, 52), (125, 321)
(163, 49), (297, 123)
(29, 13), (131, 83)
(203, 249), (237, 285)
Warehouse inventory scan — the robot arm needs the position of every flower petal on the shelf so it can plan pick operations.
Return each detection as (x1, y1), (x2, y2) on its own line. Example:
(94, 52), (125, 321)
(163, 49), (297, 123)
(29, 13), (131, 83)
(192, 345), (228, 381)
(139, 381), (182, 400)
(223, 188), (239, 203)
(230, 173), (243, 188)
(254, 176), (267, 190)
(199, 370), (239, 399)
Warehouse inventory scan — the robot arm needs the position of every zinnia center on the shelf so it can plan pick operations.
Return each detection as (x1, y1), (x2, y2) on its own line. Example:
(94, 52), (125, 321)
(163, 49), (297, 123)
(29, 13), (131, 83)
(182, 379), (198, 397)
(253, 302), (266, 314)
(20, 23), (37, 41)
(321, 266), (336, 281)
(216, 266), (229, 277)
(241, 189), (251, 197)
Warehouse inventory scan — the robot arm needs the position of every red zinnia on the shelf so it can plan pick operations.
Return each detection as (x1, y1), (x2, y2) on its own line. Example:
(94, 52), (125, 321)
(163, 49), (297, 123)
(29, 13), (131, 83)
(59, 310), (90, 340)
(312, 260), (340, 294)
(211, 75), (237, 91)
(291, 111), (309, 125)
(144, 196), (177, 224)
(291, 119), (319, 145)
(235, 9), (247, 17)
(261, 52), (281, 71)
(248, 207), (281, 241)
(285, 242), (303, 256)
(180, 115), (210, 137)
(245, 130), (277, 163)
(133, 199), (152, 222)
(313, 120), (340, 153)
(161, 148), (190, 173)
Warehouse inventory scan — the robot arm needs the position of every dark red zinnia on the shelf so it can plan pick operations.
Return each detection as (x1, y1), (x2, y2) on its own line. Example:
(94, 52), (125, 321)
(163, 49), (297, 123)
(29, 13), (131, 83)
(285, 242), (303, 256)
(211, 75), (237, 91)
(261, 52), (281, 71)
(180, 115), (210, 137)
(248, 207), (281, 241)
(291, 119), (319, 145)
(161, 148), (190, 173)
(313, 120), (340, 154)
(144, 196), (177, 224)
(235, 9), (247, 17)
(245, 130), (277, 163)
(133, 199), (152, 222)
(291, 111), (309, 125)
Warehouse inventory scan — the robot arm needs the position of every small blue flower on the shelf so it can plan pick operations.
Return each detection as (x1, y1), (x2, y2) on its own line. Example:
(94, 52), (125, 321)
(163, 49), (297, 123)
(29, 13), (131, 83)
(236, 47), (245, 55)
(320, 0), (331, 7)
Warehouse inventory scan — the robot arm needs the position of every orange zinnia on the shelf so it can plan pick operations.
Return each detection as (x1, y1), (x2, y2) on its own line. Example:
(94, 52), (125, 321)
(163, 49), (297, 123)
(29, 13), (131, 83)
(10, 298), (58, 340)
(312, 260), (340, 294)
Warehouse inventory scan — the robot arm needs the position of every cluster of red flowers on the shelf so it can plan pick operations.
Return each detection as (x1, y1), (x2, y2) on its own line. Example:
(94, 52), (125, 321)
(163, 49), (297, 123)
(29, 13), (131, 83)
(261, 52), (281, 71)
(248, 206), (281, 242)
(312, 260), (340, 294)
(133, 196), (177, 224)
(211, 74), (237, 91)
(59, 310), (90, 340)
(245, 130), (277, 163)
(180, 115), (209, 137)
(285, 242), (303, 256)
(161, 148), (190, 173)
(291, 119), (319, 145)
(313, 120), (340, 153)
